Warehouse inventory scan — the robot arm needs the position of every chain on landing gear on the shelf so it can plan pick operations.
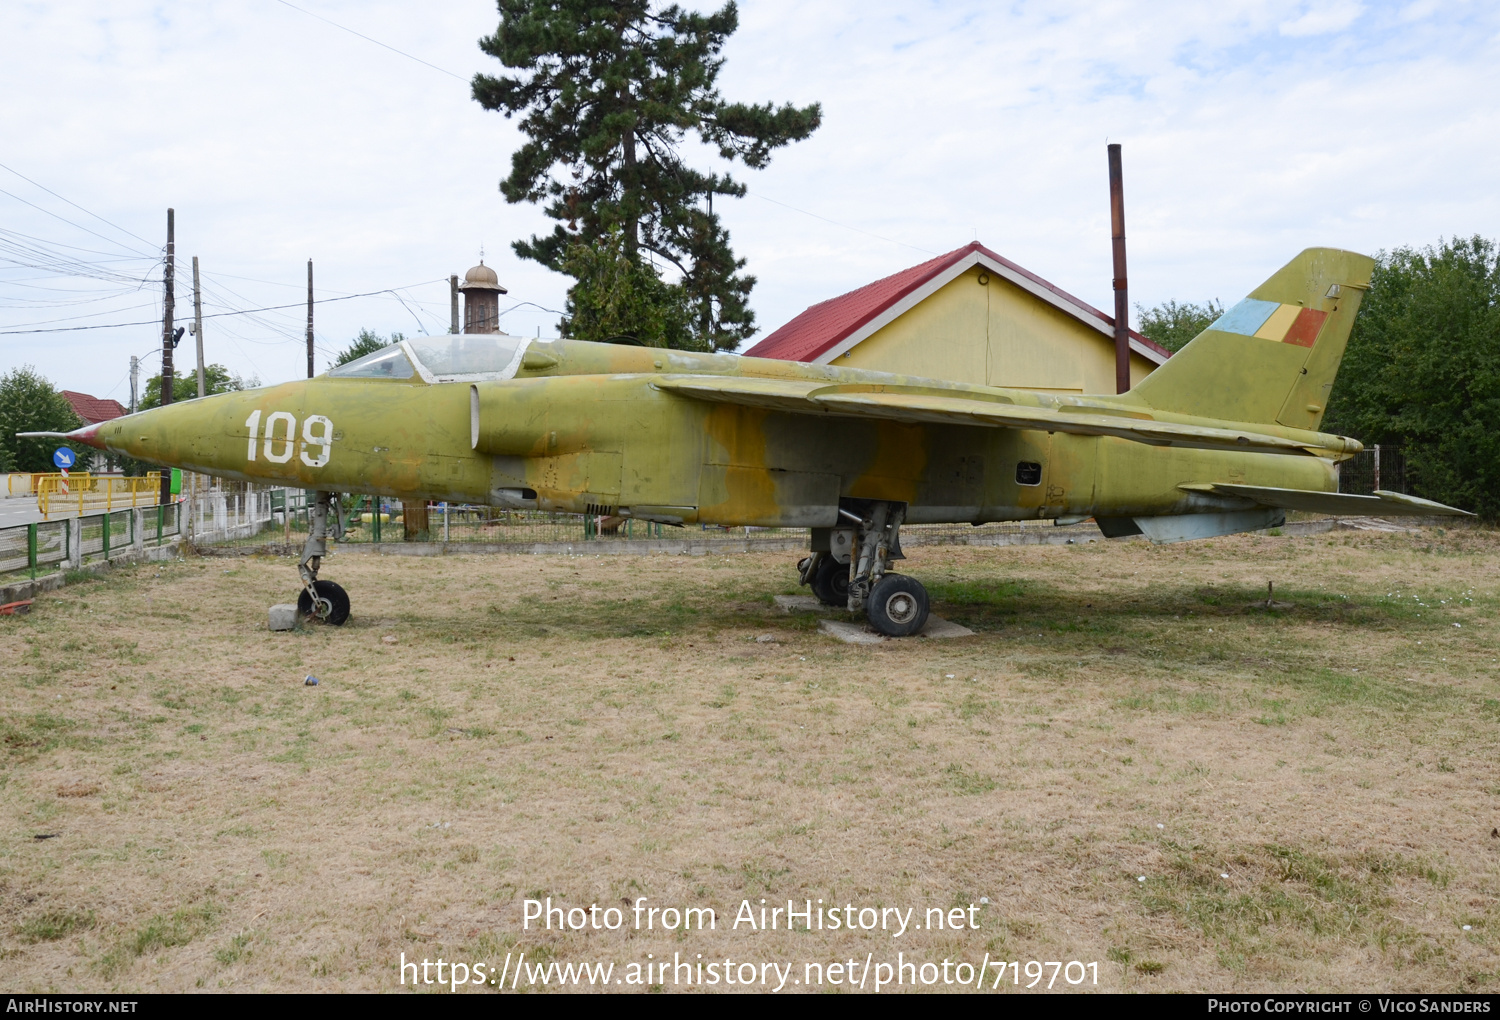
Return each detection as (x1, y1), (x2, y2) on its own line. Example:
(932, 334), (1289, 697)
(297, 490), (350, 625)
(801, 500), (929, 637)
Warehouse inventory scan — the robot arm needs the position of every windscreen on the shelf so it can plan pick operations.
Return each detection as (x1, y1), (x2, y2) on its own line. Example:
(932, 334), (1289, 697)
(326, 344), (415, 379)
(406, 334), (527, 380)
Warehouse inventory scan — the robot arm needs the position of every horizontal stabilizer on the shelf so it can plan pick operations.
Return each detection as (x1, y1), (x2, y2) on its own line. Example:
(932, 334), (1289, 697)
(1179, 483), (1474, 517)
(655, 377), (1342, 457)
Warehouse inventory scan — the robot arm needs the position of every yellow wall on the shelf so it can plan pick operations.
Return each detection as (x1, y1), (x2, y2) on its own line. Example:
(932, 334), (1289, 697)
(836, 265), (1157, 393)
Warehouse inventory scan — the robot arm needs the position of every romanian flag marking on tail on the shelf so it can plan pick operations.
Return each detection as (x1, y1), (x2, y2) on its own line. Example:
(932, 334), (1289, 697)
(1211, 299), (1327, 348)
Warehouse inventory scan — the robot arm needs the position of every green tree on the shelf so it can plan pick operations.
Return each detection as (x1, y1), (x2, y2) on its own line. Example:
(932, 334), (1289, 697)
(1323, 237), (1500, 520)
(473, 0), (821, 351)
(140, 364), (255, 410)
(1136, 299), (1224, 353)
(560, 229), (694, 347)
(334, 329), (406, 368)
(0, 366), (86, 473)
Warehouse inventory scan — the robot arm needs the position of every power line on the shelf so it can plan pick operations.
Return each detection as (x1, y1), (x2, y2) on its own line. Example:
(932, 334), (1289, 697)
(0, 185), (157, 258)
(745, 190), (939, 256)
(0, 159), (158, 252)
(273, 0), (470, 82)
(0, 279), (447, 334)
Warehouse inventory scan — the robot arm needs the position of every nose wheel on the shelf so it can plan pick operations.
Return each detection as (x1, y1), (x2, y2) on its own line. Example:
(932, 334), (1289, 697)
(295, 491), (351, 626)
(298, 580), (350, 625)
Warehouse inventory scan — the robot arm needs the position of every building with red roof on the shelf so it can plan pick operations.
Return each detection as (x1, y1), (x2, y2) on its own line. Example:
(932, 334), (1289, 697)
(746, 241), (1169, 393)
(61, 391), (128, 426)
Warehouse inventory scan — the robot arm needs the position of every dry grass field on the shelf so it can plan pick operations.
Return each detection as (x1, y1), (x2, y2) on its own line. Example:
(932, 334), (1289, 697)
(1, 524), (1497, 993)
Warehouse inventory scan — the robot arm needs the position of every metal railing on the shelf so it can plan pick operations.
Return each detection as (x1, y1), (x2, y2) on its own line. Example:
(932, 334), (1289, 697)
(36, 472), (162, 517)
(4, 472), (43, 498)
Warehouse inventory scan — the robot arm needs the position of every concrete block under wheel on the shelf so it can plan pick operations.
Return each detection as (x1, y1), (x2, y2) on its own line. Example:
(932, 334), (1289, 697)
(268, 603), (300, 631)
(775, 594), (832, 614)
(819, 616), (974, 644)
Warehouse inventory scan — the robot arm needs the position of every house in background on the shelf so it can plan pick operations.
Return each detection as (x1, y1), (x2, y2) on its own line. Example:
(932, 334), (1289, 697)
(745, 241), (1169, 393)
(61, 390), (128, 472)
(61, 390), (127, 426)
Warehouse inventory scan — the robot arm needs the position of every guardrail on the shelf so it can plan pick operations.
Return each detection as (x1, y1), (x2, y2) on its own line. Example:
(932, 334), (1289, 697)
(4, 472), (43, 498)
(36, 472), (162, 518)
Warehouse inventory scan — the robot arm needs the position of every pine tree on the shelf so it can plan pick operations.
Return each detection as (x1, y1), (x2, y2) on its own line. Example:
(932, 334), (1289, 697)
(473, 0), (821, 351)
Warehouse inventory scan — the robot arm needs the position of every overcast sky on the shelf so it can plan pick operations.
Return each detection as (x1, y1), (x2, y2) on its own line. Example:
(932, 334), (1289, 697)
(2, 0), (1497, 401)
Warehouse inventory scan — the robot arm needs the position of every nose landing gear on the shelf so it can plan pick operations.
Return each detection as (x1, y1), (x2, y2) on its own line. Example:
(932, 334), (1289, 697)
(799, 500), (929, 637)
(297, 491), (350, 625)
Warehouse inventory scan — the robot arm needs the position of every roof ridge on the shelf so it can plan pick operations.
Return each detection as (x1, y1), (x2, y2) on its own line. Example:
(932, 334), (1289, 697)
(746, 241), (1169, 364)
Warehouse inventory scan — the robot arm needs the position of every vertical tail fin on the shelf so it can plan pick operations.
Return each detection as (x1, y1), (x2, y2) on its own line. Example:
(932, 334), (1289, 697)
(1129, 248), (1375, 429)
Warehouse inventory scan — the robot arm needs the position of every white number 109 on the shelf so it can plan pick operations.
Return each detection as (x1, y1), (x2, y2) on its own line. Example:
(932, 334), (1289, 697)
(244, 410), (333, 468)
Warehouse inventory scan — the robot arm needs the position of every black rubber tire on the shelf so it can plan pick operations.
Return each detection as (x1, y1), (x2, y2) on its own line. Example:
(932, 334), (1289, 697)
(298, 580), (350, 626)
(866, 574), (929, 637)
(811, 557), (850, 607)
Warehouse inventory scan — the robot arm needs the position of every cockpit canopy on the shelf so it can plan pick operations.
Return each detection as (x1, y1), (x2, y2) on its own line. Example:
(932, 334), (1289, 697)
(327, 334), (529, 383)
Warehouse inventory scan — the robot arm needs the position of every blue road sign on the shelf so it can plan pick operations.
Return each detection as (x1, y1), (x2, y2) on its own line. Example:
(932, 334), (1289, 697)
(52, 447), (76, 470)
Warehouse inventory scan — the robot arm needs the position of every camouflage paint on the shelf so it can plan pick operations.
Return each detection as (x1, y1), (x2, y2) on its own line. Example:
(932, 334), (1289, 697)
(77, 249), (1376, 531)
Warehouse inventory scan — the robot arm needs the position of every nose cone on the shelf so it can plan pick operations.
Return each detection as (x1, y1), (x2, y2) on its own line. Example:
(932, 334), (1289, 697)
(15, 422), (105, 449)
(69, 422), (105, 450)
(93, 399), (218, 468)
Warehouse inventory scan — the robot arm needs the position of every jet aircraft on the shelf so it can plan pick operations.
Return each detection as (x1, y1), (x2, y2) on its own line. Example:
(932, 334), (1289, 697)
(27, 248), (1473, 635)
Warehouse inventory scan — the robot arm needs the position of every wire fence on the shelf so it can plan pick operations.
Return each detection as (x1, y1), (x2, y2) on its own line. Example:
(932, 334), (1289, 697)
(0, 503), (182, 581)
(1339, 445), (1405, 495)
(2, 475), (1101, 582)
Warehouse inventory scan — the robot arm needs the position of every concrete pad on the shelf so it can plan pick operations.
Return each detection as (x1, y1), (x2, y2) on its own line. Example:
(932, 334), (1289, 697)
(268, 603), (300, 631)
(774, 594), (830, 613)
(819, 614), (975, 644)
(818, 619), (887, 644)
(919, 616), (975, 639)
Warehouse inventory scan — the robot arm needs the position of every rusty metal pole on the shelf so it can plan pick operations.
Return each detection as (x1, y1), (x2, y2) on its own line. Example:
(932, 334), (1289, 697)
(306, 259), (315, 379)
(159, 208), (175, 506)
(1108, 144), (1130, 394)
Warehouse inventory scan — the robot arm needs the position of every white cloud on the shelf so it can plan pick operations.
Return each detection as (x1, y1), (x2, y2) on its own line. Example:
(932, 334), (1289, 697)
(1, 0), (1497, 398)
(1279, 1), (1365, 37)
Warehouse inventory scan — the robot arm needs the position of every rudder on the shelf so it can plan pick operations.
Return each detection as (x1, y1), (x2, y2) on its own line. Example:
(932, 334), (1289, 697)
(1128, 248), (1375, 429)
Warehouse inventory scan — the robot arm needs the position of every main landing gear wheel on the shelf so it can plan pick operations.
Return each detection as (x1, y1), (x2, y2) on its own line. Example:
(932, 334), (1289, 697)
(811, 556), (850, 607)
(865, 574), (929, 637)
(298, 580), (350, 626)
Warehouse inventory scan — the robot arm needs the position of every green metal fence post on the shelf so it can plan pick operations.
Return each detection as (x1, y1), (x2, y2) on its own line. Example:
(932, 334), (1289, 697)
(27, 522), (37, 578)
(157, 505), (164, 545)
(373, 500), (381, 543)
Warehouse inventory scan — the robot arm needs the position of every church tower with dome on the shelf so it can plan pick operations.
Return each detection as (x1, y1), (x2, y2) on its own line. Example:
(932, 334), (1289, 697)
(457, 259), (507, 334)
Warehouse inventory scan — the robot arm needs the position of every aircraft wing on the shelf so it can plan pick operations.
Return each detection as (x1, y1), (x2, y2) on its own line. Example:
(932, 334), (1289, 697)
(1179, 483), (1475, 517)
(654, 376), (1335, 456)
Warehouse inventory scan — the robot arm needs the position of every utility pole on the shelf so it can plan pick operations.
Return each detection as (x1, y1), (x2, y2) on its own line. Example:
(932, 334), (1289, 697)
(192, 255), (206, 398)
(129, 356), (139, 415)
(450, 274), (459, 333)
(306, 259), (315, 378)
(1107, 144), (1130, 395)
(160, 207), (175, 505)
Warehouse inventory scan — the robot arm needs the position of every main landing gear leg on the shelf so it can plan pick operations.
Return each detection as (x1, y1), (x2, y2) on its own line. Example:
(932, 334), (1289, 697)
(297, 490), (350, 625)
(800, 501), (929, 637)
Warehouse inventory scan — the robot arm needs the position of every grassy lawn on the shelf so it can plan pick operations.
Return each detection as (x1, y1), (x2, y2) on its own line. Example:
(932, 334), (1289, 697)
(1, 524), (1497, 992)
